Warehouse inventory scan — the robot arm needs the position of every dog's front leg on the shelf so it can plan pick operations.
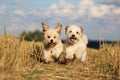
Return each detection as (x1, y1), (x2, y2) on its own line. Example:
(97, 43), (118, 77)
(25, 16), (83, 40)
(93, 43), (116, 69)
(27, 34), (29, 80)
(44, 50), (53, 63)
(75, 46), (87, 62)
(65, 47), (75, 60)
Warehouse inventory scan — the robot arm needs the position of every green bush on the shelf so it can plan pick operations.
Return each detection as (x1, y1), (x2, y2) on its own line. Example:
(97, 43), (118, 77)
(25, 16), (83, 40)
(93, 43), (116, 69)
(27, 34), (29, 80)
(20, 30), (44, 42)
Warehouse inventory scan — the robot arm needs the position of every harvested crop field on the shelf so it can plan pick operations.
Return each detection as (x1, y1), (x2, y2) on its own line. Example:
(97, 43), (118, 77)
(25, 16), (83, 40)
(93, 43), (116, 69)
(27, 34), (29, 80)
(0, 35), (119, 80)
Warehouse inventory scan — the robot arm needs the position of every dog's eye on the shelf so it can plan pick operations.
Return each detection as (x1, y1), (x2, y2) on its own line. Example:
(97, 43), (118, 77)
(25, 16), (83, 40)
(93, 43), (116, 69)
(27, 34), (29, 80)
(48, 36), (50, 38)
(54, 36), (56, 38)
(76, 32), (79, 34)
(69, 31), (72, 33)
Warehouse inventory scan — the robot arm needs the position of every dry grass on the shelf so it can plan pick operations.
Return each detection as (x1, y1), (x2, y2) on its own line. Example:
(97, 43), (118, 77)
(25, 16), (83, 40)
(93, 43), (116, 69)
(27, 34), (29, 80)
(0, 35), (119, 80)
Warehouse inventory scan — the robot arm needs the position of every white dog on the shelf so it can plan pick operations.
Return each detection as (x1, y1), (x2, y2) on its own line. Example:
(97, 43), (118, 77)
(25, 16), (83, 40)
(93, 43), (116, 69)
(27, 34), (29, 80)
(41, 22), (63, 63)
(65, 25), (88, 62)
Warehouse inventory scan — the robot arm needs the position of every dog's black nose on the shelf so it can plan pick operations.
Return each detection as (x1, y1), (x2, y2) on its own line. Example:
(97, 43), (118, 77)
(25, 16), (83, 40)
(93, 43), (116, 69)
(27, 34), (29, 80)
(72, 34), (75, 37)
(50, 39), (53, 43)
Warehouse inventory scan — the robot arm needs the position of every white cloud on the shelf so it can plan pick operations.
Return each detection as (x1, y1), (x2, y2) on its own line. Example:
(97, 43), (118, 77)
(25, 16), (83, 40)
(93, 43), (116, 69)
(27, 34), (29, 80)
(46, 0), (74, 17)
(27, 0), (120, 20)
(0, 6), (5, 14)
(78, 0), (94, 16)
(89, 4), (110, 18)
(45, 0), (119, 20)
(78, 0), (111, 18)
(14, 10), (25, 17)
(112, 8), (120, 15)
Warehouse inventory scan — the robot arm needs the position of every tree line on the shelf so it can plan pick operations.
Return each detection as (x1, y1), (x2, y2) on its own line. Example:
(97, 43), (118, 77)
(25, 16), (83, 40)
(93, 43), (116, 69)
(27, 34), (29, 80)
(20, 30), (44, 42)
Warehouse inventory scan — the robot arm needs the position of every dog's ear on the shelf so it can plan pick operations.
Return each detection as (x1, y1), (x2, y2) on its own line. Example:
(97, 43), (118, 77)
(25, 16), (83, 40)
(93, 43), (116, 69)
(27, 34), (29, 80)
(41, 22), (49, 35)
(65, 26), (69, 33)
(80, 26), (83, 33)
(56, 23), (62, 34)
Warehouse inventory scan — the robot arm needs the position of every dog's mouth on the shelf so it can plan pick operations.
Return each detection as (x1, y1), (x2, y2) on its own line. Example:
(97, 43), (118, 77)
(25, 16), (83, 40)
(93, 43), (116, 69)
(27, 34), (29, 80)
(69, 37), (77, 42)
(49, 42), (56, 46)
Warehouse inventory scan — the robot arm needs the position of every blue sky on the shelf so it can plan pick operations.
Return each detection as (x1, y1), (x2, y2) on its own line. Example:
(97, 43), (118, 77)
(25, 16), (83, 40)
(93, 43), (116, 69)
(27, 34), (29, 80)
(0, 0), (120, 40)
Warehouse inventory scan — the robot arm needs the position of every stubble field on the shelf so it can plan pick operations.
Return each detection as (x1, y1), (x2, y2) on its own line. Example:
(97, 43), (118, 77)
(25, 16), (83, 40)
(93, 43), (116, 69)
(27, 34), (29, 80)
(0, 35), (119, 80)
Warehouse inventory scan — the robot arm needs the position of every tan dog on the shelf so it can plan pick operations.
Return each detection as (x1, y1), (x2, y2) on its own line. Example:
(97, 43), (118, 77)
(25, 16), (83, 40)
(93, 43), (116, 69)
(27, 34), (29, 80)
(41, 22), (63, 63)
(65, 25), (88, 62)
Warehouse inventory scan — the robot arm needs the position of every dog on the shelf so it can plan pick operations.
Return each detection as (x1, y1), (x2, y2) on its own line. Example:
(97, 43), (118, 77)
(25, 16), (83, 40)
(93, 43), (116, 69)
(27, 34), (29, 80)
(41, 22), (63, 63)
(65, 25), (88, 62)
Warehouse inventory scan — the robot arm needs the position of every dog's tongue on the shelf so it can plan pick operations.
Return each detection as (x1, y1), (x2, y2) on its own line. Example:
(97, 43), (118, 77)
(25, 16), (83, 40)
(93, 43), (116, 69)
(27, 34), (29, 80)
(70, 39), (75, 42)
(49, 42), (54, 45)
(70, 37), (76, 42)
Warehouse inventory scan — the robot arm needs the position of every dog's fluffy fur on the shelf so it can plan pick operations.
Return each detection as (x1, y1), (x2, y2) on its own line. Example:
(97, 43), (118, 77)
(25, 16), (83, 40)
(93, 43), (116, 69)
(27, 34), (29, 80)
(65, 25), (88, 62)
(41, 22), (63, 63)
